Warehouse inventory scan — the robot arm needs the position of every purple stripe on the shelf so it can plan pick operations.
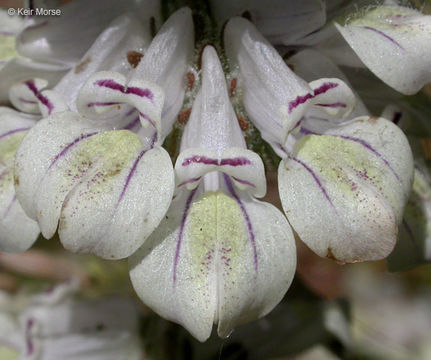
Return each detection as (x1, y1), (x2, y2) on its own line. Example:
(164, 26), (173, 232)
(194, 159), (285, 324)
(288, 82), (339, 113)
(315, 102), (346, 108)
(182, 155), (218, 166)
(182, 156), (252, 167)
(25, 80), (54, 114)
(292, 157), (334, 207)
(0, 127), (30, 140)
(313, 82), (338, 96)
(338, 135), (400, 181)
(288, 92), (313, 113)
(2, 196), (16, 220)
(117, 149), (148, 205)
(87, 101), (120, 108)
(362, 26), (403, 49)
(18, 97), (38, 105)
(48, 132), (98, 170)
(300, 127), (318, 135)
(94, 79), (154, 100)
(231, 176), (255, 188)
(139, 112), (156, 128)
(220, 157), (252, 166)
(25, 318), (34, 356)
(122, 116), (140, 130)
(178, 177), (201, 188)
(173, 188), (198, 285)
(224, 174), (258, 271)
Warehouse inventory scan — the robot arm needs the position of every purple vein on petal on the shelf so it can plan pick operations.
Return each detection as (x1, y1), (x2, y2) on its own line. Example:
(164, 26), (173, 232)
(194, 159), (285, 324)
(2, 196), (16, 220)
(178, 177), (201, 188)
(361, 26), (404, 49)
(94, 79), (154, 100)
(292, 157), (334, 207)
(48, 132), (98, 170)
(220, 157), (252, 166)
(288, 82), (339, 113)
(25, 80), (54, 114)
(224, 174), (258, 272)
(122, 116), (140, 130)
(25, 318), (34, 356)
(182, 155), (218, 166)
(173, 188), (198, 285)
(315, 102), (346, 108)
(338, 135), (400, 181)
(231, 176), (256, 188)
(0, 127), (30, 141)
(87, 101), (120, 108)
(117, 149), (148, 205)
(18, 97), (38, 105)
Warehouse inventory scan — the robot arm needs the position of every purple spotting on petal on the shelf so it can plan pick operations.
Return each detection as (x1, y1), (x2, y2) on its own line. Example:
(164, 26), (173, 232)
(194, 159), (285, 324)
(0, 127), (30, 141)
(122, 116), (140, 130)
(292, 157), (335, 207)
(182, 155), (218, 166)
(25, 318), (34, 356)
(220, 157), (252, 166)
(117, 149), (148, 205)
(224, 174), (258, 272)
(87, 101), (120, 108)
(25, 80), (54, 114)
(94, 79), (154, 100)
(48, 132), (98, 170)
(231, 176), (255, 188)
(315, 102), (346, 108)
(178, 177), (201, 188)
(173, 188), (198, 285)
(2, 196), (16, 220)
(392, 111), (402, 124)
(338, 135), (401, 181)
(361, 26), (404, 49)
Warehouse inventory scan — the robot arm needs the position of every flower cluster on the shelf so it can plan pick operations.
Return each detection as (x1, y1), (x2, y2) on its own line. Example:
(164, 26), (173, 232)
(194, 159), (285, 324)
(0, 0), (430, 342)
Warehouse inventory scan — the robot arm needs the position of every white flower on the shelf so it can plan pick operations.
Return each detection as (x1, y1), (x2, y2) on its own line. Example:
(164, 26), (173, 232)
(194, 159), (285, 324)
(12, 8), (193, 259)
(224, 15), (414, 262)
(0, 283), (144, 360)
(129, 46), (296, 342)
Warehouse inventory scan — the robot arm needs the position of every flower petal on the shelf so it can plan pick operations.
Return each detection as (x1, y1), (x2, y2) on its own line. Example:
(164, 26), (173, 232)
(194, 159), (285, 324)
(335, 5), (431, 95)
(131, 7), (194, 136)
(129, 187), (296, 342)
(279, 116), (413, 262)
(53, 14), (151, 112)
(0, 108), (39, 253)
(9, 79), (68, 116)
(224, 18), (355, 155)
(15, 111), (174, 259)
(16, 0), (160, 66)
(175, 148), (266, 197)
(0, 58), (67, 104)
(130, 45), (295, 342)
(76, 71), (165, 140)
(388, 165), (431, 271)
(211, 0), (326, 45)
